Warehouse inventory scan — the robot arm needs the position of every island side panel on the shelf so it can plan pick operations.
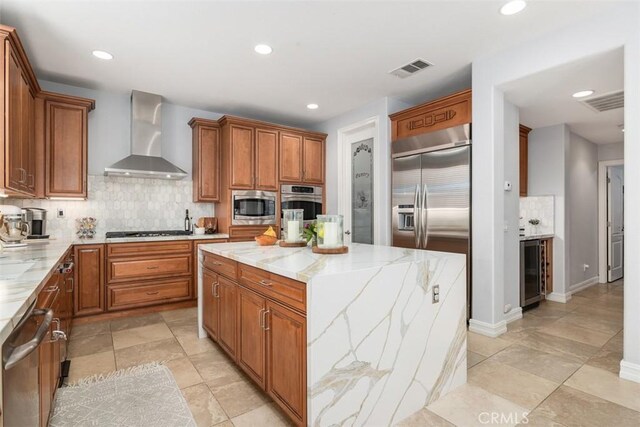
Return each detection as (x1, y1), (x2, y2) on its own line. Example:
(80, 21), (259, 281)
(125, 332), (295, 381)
(197, 248), (206, 339)
(306, 253), (467, 426)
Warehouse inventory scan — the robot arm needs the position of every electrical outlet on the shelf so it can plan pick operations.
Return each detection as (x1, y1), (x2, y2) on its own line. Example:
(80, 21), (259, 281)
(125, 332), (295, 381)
(432, 284), (440, 304)
(57, 208), (65, 218)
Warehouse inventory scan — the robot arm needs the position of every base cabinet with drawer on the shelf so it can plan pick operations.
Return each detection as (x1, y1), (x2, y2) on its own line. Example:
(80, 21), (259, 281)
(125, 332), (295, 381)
(74, 244), (105, 316)
(201, 252), (307, 426)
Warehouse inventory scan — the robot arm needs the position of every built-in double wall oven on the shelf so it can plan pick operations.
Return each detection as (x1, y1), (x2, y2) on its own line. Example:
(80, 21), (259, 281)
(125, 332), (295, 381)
(280, 185), (323, 226)
(232, 190), (277, 225)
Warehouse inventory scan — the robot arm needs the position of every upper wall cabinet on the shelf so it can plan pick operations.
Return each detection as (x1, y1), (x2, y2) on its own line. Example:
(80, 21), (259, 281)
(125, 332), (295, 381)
(519, 124), (532, 197)
(279, 132), (325, 184)
(1, 25), (40, 197)
(189, 118), (221, 202)
(389, 89), (472, 142)
(40, 92), (95, 199)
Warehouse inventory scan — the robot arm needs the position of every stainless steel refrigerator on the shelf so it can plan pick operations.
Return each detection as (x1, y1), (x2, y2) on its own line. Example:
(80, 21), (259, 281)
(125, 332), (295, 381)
(391, 124), (471, 317)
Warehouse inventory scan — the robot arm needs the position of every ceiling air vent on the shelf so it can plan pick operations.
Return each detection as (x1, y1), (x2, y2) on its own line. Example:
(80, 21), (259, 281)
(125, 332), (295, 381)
(389, 58), (433, 79)
(580, 90), (624, 112)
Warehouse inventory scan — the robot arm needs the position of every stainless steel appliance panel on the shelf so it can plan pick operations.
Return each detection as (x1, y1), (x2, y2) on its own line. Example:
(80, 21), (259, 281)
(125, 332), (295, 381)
(232, 190), (277, 225)
(280, 185), (323, 225)
(392, 154), (421, 249)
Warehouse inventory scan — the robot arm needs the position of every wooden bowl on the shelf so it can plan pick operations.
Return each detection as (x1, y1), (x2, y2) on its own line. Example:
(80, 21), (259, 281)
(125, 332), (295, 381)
(255, 235), (278, 246)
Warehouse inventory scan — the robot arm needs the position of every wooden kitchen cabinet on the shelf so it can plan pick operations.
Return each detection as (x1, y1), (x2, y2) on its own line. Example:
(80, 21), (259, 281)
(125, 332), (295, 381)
(279, 132), (303, 182)
(237, 286), (267, 388)
(279, 132), (325, 184)
(202, 269), (219, 339)
(519, 124), (532, 197)
(255, 128), (279, 190)
(217, 275), (238, 358)
(189, 118), (221, 202)
(74, 244), (105, 316)
(229, 124), (255, 189)
(41, 92), (94, 198)
(266, 300), (306, 425)
(1, 25), (40, 197)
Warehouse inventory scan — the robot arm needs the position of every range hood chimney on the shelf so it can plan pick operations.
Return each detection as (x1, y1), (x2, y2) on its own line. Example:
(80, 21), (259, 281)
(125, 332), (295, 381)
(104, 90), (187, 180)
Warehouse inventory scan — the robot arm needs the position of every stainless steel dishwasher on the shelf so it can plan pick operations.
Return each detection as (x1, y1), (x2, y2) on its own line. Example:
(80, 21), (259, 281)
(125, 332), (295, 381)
(2, 301), (53, 427)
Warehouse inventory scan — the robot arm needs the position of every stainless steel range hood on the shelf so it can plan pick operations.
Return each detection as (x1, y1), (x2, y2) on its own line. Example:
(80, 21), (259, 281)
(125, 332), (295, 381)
(104, 90), (187, 180)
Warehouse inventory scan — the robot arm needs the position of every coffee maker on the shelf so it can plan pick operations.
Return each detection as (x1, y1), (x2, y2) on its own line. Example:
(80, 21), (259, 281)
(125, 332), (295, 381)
(22, 207), (48, 239)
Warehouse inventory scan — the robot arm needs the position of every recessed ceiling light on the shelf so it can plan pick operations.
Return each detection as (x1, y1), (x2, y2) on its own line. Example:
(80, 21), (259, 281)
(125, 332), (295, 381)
(306, 103), (319, 110)
(166, 174), (172, 178)
(500, 0), (527, 15)
(572, 90), (595, 98)
(92, 50), (113, 60)
(254, 44), (273, 55)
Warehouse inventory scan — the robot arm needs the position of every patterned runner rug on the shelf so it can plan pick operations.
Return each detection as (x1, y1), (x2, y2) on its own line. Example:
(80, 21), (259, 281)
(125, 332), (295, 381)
(50, 363), (196, 427)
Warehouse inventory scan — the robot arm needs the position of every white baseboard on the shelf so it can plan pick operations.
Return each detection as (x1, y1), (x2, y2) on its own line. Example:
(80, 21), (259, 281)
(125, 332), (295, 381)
(468, 319), (507, 338)
(546, 292), (571, 303)
(570, 276), (600, 294)
(620, 360), (640, 383)
(504, 307), (523, 324)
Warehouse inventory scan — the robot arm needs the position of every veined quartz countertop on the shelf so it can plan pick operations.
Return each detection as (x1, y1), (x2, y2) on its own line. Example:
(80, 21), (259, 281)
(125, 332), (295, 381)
(0, 233), (228, 345)
(199, 241), (464, 283)
(520, 233), (554, 241)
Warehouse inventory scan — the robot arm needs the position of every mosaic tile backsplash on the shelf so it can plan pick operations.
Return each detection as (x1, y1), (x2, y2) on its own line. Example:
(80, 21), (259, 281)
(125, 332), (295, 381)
(1, 175), (215, 239)
(519, 195), (555, 236)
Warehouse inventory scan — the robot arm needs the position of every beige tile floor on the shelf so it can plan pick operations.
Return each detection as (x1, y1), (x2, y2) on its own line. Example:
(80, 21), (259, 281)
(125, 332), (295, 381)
(66, 281), (636, 427)
(66, 307), (292, 427)
(401, 280), (640, 427)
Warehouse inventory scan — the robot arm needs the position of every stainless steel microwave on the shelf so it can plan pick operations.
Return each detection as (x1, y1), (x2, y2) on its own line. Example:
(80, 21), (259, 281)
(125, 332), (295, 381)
(232, 190), (277, 225)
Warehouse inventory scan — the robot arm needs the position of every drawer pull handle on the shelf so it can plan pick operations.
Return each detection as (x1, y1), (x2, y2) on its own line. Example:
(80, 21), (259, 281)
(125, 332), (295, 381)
(263, 310), (271, 331)
(259, 279), (273, 287)
(146, 266), (159, 270)
(146, 291), (160, 295)
(212, 283), (220, 298)
(259, 308), (265, 328)
(209, 261), (223, 266)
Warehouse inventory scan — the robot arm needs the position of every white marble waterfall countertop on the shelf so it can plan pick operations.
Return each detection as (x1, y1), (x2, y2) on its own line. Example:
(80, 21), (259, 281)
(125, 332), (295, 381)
(0, 233), (228, 345)
(199, 241), (464, 283)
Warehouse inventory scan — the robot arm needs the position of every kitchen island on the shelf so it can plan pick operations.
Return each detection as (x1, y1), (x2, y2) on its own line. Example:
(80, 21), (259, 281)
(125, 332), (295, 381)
(197, 241), (467, 426)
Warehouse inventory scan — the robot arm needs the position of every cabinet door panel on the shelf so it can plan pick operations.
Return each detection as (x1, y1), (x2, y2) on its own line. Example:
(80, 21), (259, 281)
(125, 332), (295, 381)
(202, 269), (219, 339)
(303, 137), (324, 184)
(237, 286), (267, 388)
(23, 81), (36, 193)
(6, 43), (23, 192)
(46, 101), (87, 197)
(195, 125), (220, 201)
(267, 301), (306, 424)
(255, 128), (278, 191)
(279, 133), (303, 182)
(74, 245), (105, 316)
(230, 125), (255, 189)
(217, 276), (237, 358)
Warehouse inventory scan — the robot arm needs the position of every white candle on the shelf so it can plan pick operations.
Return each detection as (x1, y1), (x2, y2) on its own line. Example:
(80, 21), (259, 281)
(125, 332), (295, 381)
(322, 222), (339, 248)
(287, 220), (300, 243)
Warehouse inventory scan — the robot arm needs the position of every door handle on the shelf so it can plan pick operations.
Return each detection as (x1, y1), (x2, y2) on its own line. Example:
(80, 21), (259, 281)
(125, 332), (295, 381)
(263, 310), (271, 331)
(344, 230), (351, 235)
(4, 308), (53, 370)
(413, 184), (421, 249)
(421, 184), (429, 249)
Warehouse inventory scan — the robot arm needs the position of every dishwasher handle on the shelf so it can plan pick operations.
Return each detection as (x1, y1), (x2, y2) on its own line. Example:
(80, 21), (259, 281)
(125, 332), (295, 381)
(4, 308), (53, 370)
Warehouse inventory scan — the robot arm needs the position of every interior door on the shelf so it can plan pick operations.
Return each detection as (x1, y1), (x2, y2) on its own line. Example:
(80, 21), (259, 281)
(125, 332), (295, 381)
(608, 165), (624, 282)
(421, 146), (470, 255)
(391, 154), (421, 249)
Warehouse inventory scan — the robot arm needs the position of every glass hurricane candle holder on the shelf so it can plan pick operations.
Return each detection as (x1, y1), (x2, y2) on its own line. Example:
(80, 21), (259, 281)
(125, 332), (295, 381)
(283, 209), (304, 243)
(317, 214), (344, 249)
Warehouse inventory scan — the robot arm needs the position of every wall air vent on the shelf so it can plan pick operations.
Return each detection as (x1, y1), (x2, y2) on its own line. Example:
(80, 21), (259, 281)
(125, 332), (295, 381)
(580, 90), (624, 112)
(389, 58), (433, 79)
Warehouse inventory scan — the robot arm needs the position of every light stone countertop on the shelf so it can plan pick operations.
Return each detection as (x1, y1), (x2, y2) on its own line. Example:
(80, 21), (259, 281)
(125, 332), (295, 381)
(199, 241), (464, 283)
(0, 233), (228, 345)
(520, 233), (555, 241)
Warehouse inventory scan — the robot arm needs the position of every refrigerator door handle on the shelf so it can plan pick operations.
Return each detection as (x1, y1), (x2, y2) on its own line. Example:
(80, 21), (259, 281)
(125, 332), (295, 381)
(421, 183), (429, 249)
(413, 184), (421, 248)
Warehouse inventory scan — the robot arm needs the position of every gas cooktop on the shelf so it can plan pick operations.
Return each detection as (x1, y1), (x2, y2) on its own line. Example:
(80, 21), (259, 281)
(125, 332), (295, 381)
(105, 230), (193, 238)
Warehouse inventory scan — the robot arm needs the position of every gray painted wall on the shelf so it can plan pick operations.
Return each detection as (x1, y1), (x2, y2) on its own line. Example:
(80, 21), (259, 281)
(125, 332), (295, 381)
(528, 124), (570, 296)
(312, 97), (412, 246)
(598, 141), (624, 161)
(503, 100), (520, 313)
(40, 80), (224, 177)
(568, 133), (599, 287)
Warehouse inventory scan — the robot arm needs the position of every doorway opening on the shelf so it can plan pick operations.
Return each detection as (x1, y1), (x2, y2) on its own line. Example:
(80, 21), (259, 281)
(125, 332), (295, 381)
(599, 160), (625, 282)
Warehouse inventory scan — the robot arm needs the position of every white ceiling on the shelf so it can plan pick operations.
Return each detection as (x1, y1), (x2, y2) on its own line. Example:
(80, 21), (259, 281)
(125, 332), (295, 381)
(502, 47), (624, 144)
(0, 0), (622, 127)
